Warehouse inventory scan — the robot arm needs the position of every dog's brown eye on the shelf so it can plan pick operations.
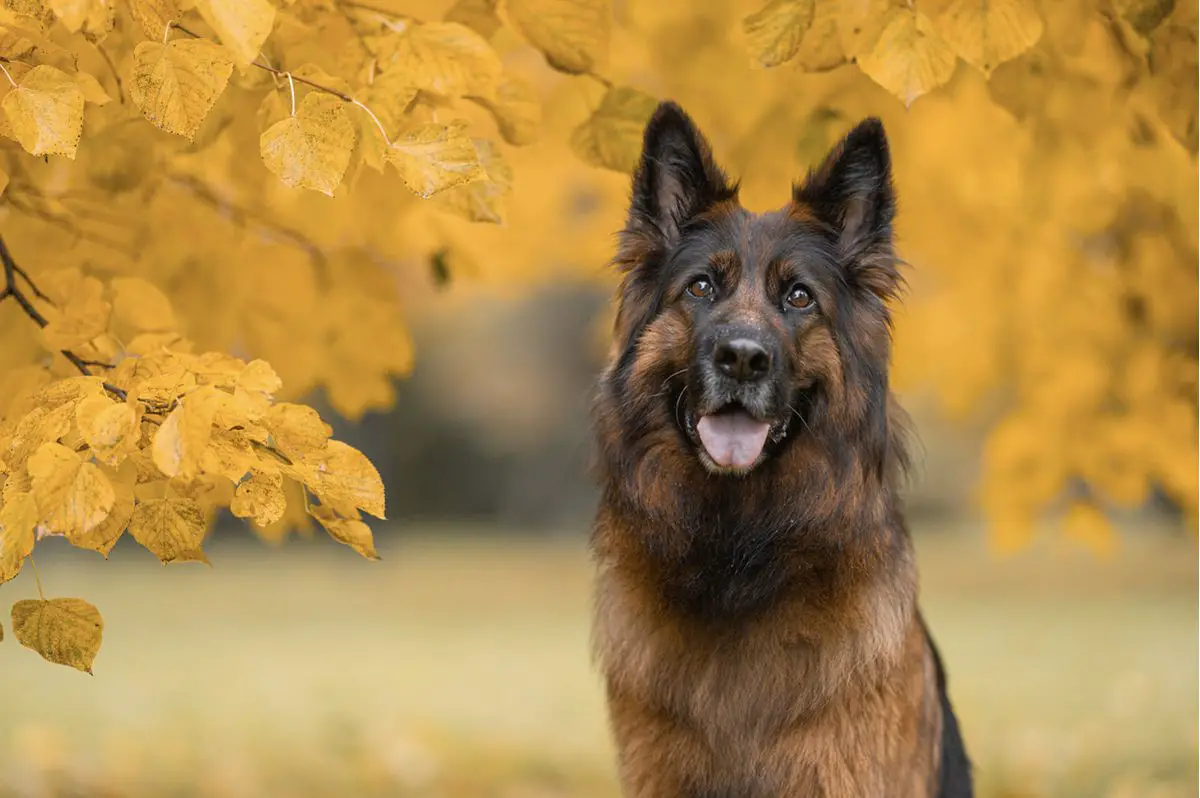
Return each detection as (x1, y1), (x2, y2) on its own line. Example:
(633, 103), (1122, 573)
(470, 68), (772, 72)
(687, 278), (714, 299)
(786, 284), (813, 310)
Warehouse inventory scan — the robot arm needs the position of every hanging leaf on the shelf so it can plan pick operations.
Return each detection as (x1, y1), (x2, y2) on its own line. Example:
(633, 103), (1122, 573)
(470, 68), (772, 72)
(27, 442), (115, 538)
(856, 7), (959, 107)
(743, 0), (816, 68)
(1, 64), (84, 158)
(570, 85), (659, 173)
(260, 92), (356, 196)
(384, 21), (503, 102)
(475, 72), (541, 146)
(504, 0), (612, 74)
(384, 121), (486, 198)
(129, 38), (234, 140)
(127, 496), (208, 563)
(11, 597), (104, 672)
(933, 0), (1043, 75)
(195, 0), (276, 69)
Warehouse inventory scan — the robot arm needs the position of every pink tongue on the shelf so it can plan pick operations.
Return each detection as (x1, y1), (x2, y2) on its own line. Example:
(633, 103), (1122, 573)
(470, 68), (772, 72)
(696, 412), (771, 469)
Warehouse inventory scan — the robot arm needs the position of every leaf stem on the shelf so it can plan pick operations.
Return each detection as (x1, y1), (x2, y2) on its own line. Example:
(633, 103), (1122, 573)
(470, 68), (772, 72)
(28, 554), (45, 600)
(0, 62), (16, 89)
(352, 99), (393, 147)
(285, 72), (296, 117)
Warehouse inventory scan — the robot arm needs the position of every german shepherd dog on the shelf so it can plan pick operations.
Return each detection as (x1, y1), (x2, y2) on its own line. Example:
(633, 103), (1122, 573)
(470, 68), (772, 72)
(589, 102), (973, 797)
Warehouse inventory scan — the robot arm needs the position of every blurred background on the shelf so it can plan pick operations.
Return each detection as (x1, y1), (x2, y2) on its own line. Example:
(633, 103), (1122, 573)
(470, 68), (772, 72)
(0, 0), (1196, 796)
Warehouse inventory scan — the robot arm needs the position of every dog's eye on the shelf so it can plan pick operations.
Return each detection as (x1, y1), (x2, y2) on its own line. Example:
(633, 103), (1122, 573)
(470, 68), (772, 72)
(686, 278), (714, 299)
(785, 284), (814, 310)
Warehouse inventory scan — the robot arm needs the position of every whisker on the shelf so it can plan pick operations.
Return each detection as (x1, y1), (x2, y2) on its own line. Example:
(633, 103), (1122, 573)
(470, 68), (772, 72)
(649, 367), (689, 400)
(675, 385), (690, 429)
(787, 403), (815, 437)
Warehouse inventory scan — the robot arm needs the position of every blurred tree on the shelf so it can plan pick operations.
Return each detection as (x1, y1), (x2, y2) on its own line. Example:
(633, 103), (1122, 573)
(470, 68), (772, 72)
(0, 0), (1194, 669)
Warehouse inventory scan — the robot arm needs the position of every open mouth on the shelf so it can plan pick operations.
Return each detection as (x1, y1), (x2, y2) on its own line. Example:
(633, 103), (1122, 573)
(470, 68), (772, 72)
(679, 401), (780, 474)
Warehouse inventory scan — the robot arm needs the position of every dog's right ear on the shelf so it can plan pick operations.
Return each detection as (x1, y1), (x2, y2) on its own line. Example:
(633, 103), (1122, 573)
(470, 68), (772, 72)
(625, 102), (735, 246)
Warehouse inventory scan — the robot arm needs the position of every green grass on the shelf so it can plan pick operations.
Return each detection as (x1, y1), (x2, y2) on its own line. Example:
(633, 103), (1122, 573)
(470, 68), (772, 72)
(0, 522), (1195, 797)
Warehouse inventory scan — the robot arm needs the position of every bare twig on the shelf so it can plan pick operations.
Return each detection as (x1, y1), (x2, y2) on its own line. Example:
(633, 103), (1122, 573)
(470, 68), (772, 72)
(0, 234), (128, 401)
(171, 23), (357, 103)
(94, 44), (126, 104)
(168, 21), (393, 143)
(336, 0), (415, 20)
(164, 172), (329, 275)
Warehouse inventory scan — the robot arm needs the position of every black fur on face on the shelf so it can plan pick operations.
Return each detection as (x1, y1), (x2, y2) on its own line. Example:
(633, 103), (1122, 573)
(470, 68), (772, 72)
(592, 101), (911, 619)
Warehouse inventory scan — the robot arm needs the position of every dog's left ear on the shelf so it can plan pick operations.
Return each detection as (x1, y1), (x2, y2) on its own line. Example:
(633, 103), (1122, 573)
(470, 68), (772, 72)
(626, 101), (736, 245)
(794, 118), (899, 300)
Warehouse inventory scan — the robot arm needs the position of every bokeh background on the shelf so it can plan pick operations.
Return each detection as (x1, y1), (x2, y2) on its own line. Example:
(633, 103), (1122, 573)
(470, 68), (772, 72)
(0, 0), (1196, 796)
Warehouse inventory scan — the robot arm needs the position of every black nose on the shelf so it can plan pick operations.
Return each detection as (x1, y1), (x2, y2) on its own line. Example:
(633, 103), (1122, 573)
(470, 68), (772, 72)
(712, 338), (771, 382)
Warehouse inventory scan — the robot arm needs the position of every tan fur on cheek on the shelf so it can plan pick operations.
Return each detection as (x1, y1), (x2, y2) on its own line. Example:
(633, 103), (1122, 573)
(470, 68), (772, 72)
(630, 311), (691, 385)
(793, 323), (844, 397)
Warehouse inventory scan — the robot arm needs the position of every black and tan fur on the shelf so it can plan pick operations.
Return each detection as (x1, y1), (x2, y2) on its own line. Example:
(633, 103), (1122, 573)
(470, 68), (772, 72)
(589, 101), (973, 797)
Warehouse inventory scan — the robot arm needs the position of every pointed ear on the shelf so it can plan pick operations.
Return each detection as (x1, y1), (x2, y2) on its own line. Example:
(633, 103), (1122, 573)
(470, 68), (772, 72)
(625, 101), (736, 246)
(794, 118), (900, 299)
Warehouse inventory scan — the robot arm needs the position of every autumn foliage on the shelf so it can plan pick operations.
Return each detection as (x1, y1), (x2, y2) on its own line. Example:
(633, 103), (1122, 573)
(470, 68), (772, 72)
(0, 0), (1194, 670)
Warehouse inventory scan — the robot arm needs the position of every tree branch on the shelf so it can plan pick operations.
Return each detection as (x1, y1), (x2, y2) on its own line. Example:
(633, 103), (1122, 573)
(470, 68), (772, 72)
(163, 172), (330, 277)
(0, 235), (127, 401)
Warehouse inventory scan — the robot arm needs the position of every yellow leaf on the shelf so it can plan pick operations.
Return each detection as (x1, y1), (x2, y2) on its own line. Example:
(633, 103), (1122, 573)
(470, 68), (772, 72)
(200, 426), (258, 483)
(856, 7), (959, 107)
(1062, 500), (1116, 558)
(505, 0), (611, 74)
(260, 92), (356, 196)
(309, 502), (378, 560)
(128, 0), (180, 40)
(45, 0), (101, 33)
(933, 0), (1043, 75)
(230, 470), (285, 526)
(837, 0), (896, 57)
(794, 0), (848, 70)
(28, 442), (115, 537)
(151, 385), (225, 478)
(74, 394), (137, 456)
(1, 64), (84, 158)
(73, 70), (110, 105)
(385, 21), (502, 102)
(129, 38), (234, 141)
(237, 359), (282, 395)
(569, 85), (658, 173)
(264, 402), (330, 460)
(110, 276), (178, 332)
(11, 597), (103, 673)
(5, 403), (75, 474)
(743, 0), (815, 68)
(0, 492), (36, 583)
(132, 366), (196, 408)
(0, 166), (8, 196)
(433, 137), (512, 223)
(41, 274), (109, 351)
(194, 0), (275, 69)
(475, 71), (541, 146)
(385, 120), (486, 198)
(127, 496), (207, 563)
(68, 464), (132, 556)
(292, 440), (385, 520)
(445, 0), (501, 39)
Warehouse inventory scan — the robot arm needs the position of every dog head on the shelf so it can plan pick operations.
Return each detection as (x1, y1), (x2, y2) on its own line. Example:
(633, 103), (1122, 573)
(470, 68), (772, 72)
(596, 101), (905, 509)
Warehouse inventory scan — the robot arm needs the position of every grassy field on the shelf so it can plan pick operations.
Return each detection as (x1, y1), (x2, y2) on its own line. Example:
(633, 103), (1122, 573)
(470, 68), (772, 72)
(0, 521), (1195, 798)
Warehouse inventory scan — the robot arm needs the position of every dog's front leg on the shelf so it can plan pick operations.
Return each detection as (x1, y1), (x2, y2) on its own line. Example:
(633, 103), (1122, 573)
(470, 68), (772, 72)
(607, 689), (715, 798)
